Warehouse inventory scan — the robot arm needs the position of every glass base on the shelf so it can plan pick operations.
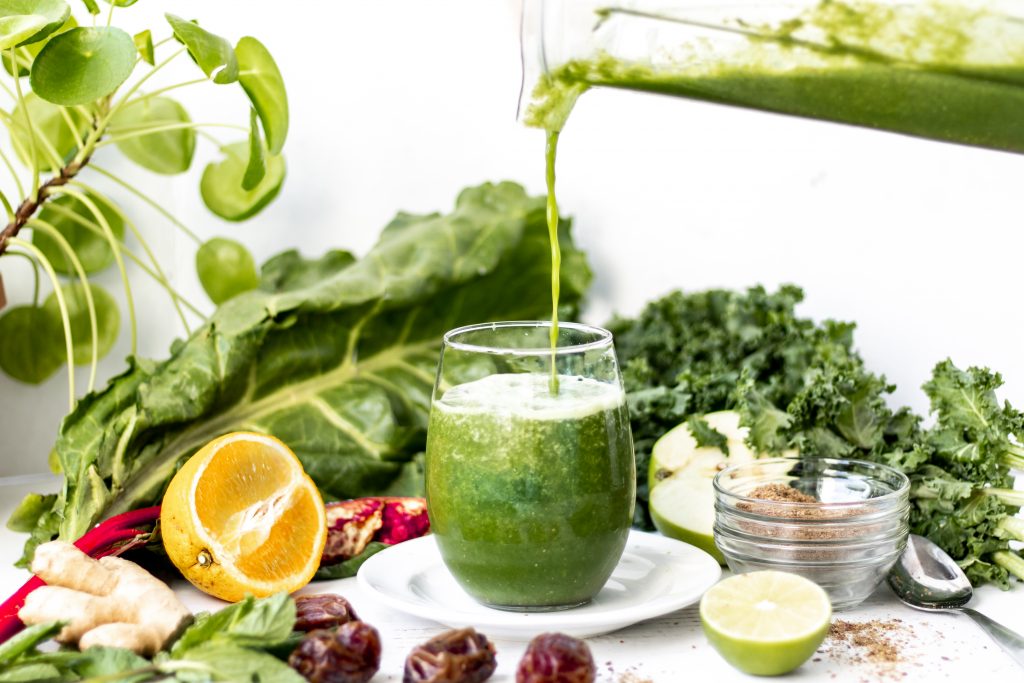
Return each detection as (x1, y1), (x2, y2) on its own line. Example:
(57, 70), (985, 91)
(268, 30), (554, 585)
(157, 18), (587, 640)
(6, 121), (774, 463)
(479, 598), (591, 613)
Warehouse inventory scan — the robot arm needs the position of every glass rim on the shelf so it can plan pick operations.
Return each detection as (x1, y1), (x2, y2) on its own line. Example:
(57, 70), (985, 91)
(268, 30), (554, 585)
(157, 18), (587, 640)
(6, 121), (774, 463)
(713, 456), (910, 507)
(442, 321), (613, 356)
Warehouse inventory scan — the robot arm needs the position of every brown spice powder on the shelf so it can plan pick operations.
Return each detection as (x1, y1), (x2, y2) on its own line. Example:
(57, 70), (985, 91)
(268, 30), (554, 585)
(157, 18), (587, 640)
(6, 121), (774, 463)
(828, 619), (907, 664)
(740, 483), (862, 522)
(735, 483), (870, 545)
(617, 673), (654, 683)
(729, 483), (898, 565)
(748, 483), (818, 503)
(823, 618), (922, 682)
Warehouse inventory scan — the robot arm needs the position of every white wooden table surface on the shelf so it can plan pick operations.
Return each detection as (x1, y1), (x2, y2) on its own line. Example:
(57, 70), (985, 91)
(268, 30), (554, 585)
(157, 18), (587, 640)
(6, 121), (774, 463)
(1, 475), (1020, 682)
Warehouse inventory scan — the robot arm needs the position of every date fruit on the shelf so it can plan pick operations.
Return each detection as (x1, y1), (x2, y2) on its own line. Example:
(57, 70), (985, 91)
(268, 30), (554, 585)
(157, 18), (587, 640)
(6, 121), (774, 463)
(289, 621), (382, 683)
(295, 594), (360, 631)
(516, 633), (595, 683)
(404, 628), (497, 683)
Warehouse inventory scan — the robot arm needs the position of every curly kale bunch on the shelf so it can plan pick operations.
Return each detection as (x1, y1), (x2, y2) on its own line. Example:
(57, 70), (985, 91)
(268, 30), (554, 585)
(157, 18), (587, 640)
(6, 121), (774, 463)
(610, 285), (1024, 587)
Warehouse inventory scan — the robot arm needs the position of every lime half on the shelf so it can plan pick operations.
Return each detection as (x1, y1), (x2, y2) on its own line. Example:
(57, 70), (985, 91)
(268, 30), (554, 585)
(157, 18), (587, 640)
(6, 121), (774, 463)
(700, 571), (831, 676)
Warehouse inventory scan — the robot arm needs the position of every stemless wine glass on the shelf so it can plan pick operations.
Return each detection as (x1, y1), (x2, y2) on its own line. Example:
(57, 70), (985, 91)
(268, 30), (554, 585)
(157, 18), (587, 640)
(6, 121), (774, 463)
(425, 321), (636, 611)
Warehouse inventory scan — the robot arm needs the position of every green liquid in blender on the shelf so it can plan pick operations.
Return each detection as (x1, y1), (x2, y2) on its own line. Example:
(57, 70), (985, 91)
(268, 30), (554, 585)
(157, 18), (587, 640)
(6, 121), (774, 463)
(527, 1), (1024, 152)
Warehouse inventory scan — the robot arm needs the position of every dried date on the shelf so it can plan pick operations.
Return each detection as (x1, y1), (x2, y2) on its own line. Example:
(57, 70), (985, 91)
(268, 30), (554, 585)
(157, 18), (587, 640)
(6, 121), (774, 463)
(288, 622), (382, 683)
(404, 628), (497, 683)
(295, 594), (360, 631)
(516, 633), (595, 683)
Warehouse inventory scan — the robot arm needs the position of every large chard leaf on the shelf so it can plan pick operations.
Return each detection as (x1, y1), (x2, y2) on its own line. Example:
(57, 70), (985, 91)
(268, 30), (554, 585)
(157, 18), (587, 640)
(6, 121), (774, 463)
(15, 182), (591, 562)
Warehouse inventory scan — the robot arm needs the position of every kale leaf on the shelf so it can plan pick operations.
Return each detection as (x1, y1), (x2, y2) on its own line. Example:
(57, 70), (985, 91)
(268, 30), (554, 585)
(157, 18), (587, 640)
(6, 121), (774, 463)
(609, 285), (1024, 587)
(608, 285), (889, 526)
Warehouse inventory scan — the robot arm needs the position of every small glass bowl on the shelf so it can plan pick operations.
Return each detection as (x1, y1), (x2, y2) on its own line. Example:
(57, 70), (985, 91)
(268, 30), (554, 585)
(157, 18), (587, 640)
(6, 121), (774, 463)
(713, 457), (910, 610)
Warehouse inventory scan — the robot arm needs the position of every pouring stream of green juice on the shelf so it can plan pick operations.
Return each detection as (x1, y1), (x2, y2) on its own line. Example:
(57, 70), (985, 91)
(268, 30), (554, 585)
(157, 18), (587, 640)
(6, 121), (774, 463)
(527, 0), (1024, 384)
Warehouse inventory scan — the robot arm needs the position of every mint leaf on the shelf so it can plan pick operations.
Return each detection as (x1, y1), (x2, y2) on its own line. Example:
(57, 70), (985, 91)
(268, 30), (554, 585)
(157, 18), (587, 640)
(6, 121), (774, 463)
(72, 646), (149, 680)
(0, 663), (62, 681)
(174, 643), (304, 683)
(172, 593), (295, 656)
(0, 622), (63, 665)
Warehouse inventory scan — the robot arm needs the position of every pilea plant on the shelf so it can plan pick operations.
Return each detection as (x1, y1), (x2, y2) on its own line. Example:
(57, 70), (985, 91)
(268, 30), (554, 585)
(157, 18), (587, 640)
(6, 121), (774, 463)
(0, 0), (288, 408)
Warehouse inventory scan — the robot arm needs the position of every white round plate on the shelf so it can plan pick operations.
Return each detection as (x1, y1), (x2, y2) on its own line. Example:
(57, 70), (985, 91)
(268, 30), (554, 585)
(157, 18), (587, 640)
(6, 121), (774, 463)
(357, 530), (721, 640)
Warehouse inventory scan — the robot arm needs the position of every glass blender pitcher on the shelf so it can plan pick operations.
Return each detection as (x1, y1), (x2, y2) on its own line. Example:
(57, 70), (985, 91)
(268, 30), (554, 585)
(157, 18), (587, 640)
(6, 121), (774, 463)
(519, 0), (1024, 153)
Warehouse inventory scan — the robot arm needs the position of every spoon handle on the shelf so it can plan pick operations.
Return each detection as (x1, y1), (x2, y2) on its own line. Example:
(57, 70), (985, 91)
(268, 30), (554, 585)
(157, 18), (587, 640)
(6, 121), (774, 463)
(959, 607), (1024, 668)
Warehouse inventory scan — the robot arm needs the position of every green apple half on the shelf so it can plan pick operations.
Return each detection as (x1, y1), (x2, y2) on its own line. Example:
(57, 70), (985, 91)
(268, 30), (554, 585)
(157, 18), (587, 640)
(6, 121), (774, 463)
(648, 411), (784, 563)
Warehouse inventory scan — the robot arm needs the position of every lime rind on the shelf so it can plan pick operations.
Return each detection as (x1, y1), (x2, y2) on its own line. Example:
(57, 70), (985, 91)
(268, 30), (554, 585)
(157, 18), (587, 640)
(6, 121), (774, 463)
(700, 571), (831, 676)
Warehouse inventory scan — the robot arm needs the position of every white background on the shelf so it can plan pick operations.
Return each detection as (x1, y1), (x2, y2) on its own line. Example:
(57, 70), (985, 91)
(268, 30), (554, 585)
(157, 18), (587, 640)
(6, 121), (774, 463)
(2, 0), (1023, 476)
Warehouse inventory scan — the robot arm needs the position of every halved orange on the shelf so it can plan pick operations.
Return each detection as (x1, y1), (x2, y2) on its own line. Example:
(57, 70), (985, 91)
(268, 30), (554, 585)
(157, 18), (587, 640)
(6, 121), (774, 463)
(161, 432), (327, 602)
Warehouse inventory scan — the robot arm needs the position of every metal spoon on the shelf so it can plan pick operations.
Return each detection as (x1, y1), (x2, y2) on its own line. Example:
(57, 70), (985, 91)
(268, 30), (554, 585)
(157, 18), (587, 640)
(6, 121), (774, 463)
(888, 534), (1024, 668)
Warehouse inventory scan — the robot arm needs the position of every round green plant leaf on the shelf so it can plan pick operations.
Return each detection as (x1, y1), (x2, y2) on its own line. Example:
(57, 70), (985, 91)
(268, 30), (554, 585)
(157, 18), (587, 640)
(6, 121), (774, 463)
(196, 237), (259, 304)
(132, 28), (152, 64)
(33, 192), (126, 275)
(237, 36), (288, 155)
(0, 0), (70, 47)
(42, 282), (119, 365)
(165, 13), (237, 84)
(200, 141), (285, 221)
(2, 13), (76, 77)
(0, 305), (64, 384)
(0, 14), (48, 51)
(103, 0), (138, 7)
(242, 107), (265, 190)
(111, 96), (195, 174)
(30, 26), (136, 105)
(9, 92), (89, 169)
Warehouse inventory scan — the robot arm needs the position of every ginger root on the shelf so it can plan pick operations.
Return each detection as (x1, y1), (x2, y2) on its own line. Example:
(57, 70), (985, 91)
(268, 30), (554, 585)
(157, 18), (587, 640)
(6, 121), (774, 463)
(19, 541), (192, 656)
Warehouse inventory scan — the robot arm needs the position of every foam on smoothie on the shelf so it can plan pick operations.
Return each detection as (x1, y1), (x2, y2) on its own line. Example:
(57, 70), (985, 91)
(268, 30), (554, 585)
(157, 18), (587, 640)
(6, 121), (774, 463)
(435, 373), (623, 420)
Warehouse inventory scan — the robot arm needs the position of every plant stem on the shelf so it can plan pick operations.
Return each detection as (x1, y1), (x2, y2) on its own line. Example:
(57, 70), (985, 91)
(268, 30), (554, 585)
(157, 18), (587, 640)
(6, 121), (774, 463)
(0, 156), (91, 258)
(85, 47), (187, 153)
(28, 218), (100, 392)
(1, 250), (40, 305)
(10, 48), (39, 200)
(0, 144), (24, 200)
(89, 165), (204, 246)
(2, 109), (65, 172)
(991, 550), (1024, 582)
(41, 201), (204, 317)
(73, 180), (192, 334)
(58, 108), (84, 150)
(996, 515), (1024, 541)
(51, 187), (137, 355)
(1004, 444), (1024, 469)
(0, 188), (13, 220)
(127, 77), (208, 104)
(99, 121), (248, 147)
(195, 129), (223, 146)
(983, 487), (1024, 507)
(7, 238), (74, 409)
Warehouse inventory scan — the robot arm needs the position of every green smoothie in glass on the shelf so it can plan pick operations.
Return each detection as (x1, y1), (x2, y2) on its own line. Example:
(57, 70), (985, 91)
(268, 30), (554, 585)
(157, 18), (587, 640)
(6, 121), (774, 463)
(426, 322), (635, 610)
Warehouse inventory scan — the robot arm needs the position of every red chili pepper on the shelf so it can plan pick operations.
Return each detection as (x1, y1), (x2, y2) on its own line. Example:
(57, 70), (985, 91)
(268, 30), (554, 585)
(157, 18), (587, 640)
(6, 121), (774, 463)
(0, 505), (161, 646)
